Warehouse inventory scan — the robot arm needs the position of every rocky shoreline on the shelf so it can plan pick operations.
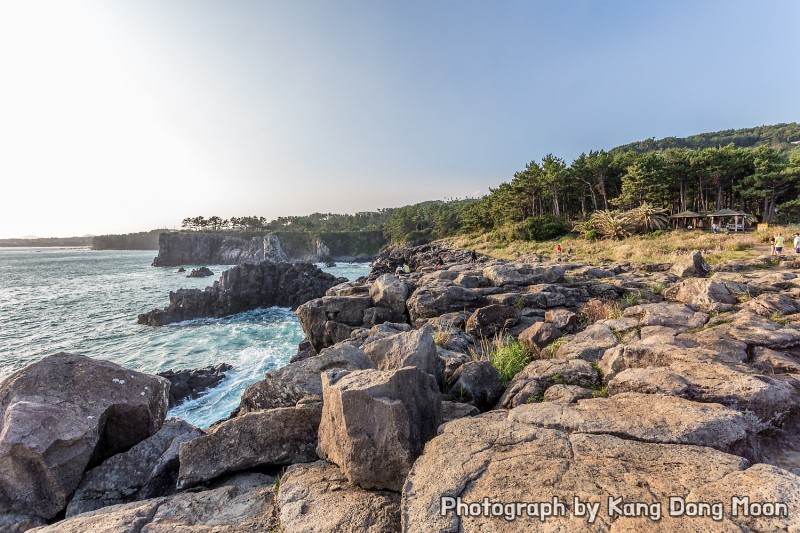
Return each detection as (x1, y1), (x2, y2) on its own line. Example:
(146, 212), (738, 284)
(3, 245), (800, 531)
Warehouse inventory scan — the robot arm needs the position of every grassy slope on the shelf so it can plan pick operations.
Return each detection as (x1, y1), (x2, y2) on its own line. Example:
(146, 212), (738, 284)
(448, 224), (800, 265)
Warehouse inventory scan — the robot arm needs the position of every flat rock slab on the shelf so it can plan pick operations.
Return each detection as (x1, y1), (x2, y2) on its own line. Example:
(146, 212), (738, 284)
(0, 353), (169, 521)
(508, 392), (753, 454)
(178, 404), (321, 489)
(402, 413), (800, 532)
(361, 324), (441, 381)
(30, 474), (277, 533)
(278, 461), (400, 533)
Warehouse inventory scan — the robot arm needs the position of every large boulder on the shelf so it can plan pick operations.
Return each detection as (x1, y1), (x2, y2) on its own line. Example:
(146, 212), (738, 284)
(316, 367), (441, 491)
(406, 284), (481, 323)
(544, 308), (578, 332)
(402, 413), (800, 532)
(369, 274), (409, 323)
(139, 262), (342, 325)
(464, 304), (519, 338)
(664, 277), (750, 307)
(670, 250), (711, 277)
(497, 359), (598, 408)
(0, 353), (169, 525)
(277, 461), (400, 533)
(482, 263), (565, 286)
(235, 344), (375, 414)
(31, 473), (278, 532)
(360, 324), (441, 381)
(178, 404), (322, 489)
(66, 419), (202, 517)
(445, 361), (502, 411)
(295, 296), (374, 353)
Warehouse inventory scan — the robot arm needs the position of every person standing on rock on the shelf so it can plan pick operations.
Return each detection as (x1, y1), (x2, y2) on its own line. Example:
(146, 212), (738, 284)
(469, 250), (477, 263)
(794, 233), (800, 254)
(555, 244), (562, 261)
(770, 235), (777, 256)
(435, 255), (444, 269)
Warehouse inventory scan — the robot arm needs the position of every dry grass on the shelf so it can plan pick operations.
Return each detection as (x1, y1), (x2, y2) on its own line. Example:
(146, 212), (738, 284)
(579, 298), (623, 324)
(448, 226), (773, 265)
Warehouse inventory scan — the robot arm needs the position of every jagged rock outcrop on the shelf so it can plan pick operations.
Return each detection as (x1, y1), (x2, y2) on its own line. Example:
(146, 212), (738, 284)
(670, 250), (712, 277)
(360, 324), (442, 382)
(464, 304), (519, 338)
(295, 295), (374, 352)
(186, 266), (214, 278)
(369, 274), (409, 323)
(0, 353), (169, 528)
(66, 419), (202, 517)
(178, 404), (322, 489)
(158, 363), (232, 407)
(317, 367), (441, 491)
(277, 461), (400, 533)
(138, 261), (343, 326)
(369, 242), (488, 279)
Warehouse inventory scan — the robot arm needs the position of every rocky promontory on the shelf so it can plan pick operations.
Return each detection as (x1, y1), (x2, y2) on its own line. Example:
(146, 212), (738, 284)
(138, 261), (343, 326)
(5, 246), (800, 532)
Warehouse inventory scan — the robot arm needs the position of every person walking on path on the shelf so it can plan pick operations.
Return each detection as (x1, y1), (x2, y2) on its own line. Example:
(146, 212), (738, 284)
(555, 244), (562, 261)
(775, 233), (785, 256)
(770, 235), (777, 256)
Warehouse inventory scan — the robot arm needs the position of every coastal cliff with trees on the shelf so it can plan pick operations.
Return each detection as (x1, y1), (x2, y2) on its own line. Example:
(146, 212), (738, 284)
(161, 122), (800, 262)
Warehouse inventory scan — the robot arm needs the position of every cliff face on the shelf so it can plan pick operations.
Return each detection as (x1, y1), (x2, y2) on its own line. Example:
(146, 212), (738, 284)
(151, 233), (264, 266)
(151, 231), (386, 267)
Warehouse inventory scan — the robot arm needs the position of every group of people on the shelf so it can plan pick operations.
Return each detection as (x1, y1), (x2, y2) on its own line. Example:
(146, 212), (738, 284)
(555, 244), (573, 261)
(769, 233), (800, 256)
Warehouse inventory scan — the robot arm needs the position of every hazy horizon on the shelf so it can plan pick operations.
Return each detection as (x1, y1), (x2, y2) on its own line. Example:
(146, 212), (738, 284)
(1, 0), (799, 239)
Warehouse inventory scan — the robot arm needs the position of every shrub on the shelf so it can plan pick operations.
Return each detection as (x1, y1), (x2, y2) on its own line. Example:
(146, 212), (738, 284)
(521, 216), (569, 241)
(584, 229), (599, 241)
(591, 211), (632, 240)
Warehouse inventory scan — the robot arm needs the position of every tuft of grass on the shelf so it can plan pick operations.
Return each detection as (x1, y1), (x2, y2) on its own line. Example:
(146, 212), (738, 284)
(433, 325), (452, 348)
(579, 298), (622, 324)
(480, 335), (531, 385)
(645, 282), (666, 295)
(771, 312), (790, 326)
(620, 290), (644, 307)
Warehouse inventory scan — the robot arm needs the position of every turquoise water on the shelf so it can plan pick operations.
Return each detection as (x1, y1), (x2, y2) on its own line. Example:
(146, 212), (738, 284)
(0, 248), (370, 427)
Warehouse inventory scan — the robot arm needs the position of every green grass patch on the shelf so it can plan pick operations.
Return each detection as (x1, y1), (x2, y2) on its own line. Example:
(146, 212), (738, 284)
(490, 340), (531, 385)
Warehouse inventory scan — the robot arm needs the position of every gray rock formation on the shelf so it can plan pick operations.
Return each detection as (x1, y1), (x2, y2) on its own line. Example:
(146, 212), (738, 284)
(30, 473), (278, 532)
(186, 266), (214, 278)
(360, 324), (441, 382)
(0, 353), (169, 526)
(369, 274), (409, 323)
(158, 363), (232, 407)
(138, 261), (342, 326)
(402, 413), (800, 532)
(277, 461), (400, 533)
(178, 404), (321, 489)
(295, 295), (374, 352)
(464, 304), (519, 338)
(235, 343), (376, 414)
(66, 419), (203, 517)
(445, 361), (502, 410)
(670, 250), (712, 277)
(316, 367), (441, 491)
(151, 232), (265, 267)
(497, 359), (599, 408)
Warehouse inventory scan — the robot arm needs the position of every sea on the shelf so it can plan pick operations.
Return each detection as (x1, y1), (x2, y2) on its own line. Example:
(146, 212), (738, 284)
(0, 248), (371, 428)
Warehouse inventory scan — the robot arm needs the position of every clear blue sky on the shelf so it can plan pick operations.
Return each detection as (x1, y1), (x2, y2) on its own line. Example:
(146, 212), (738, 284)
(1, 0), (798, 237)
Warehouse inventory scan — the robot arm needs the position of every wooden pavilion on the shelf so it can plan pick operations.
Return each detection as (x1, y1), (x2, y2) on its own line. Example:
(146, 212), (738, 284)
(668, 210), (705, 229)
(706, 209), (753, 232)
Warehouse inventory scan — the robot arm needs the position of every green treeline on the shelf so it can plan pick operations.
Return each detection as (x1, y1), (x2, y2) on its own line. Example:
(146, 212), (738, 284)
(181, 123), (800, 244)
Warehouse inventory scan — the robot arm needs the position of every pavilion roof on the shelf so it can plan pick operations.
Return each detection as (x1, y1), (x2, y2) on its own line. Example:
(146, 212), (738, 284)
(707, 208), (752, 217)
(669, 210), (704, 218)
